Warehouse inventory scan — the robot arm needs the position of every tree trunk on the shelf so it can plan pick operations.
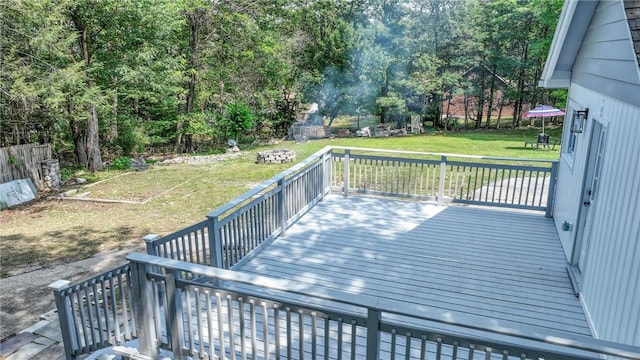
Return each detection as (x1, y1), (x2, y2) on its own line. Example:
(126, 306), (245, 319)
(464, 95), (469, 128)
(107, 91), (118, 144)
(70, 118), (88, 167)
(496, 99), (504, 129)
(513, 44), (529, 128)
(485, 64), (497, 129)
(178, 10), (201, 154)
(86, 103), (103, 171)
(72, 12), (103, 171)
(476, 85), (484, 128)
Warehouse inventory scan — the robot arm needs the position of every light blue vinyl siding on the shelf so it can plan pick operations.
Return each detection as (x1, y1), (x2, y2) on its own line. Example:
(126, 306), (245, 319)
(572, 1), (640, 106)
(553, 83), (640, 347)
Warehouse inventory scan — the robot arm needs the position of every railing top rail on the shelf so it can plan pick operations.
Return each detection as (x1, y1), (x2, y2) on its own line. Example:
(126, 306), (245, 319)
(206, 146), (333, 218)
(330, 146), (559, 164)
(127, 253), (639, 360)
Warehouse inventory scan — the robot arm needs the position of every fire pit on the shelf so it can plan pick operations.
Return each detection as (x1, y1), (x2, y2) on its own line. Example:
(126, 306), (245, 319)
(256, 149), (296, 164)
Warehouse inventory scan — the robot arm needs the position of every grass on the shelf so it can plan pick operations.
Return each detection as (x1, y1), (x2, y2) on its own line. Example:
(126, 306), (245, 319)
(0, 128), (561, 277)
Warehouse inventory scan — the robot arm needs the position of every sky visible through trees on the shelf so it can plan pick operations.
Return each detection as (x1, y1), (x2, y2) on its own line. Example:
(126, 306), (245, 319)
(0, 0), (565, 169)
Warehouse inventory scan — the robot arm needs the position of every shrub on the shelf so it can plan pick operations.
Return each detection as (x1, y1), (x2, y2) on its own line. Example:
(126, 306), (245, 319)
(221, 103), (255, 142)
(112, 156), (131, 170)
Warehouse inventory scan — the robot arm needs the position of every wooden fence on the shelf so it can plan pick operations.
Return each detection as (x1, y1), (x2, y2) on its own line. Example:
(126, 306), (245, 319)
(0, 144), (52, 190)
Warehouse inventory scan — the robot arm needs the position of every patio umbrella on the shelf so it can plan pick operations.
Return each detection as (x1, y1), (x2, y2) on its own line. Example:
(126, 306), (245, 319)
(523, 105), (566, 135)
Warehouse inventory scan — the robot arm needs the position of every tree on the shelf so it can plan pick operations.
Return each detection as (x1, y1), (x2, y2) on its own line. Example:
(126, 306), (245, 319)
(221, 103), (255, 142)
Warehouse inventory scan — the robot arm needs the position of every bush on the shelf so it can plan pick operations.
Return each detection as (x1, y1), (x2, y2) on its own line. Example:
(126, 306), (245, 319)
(221, 103), (255, 142)
(112, 156), (131, 170)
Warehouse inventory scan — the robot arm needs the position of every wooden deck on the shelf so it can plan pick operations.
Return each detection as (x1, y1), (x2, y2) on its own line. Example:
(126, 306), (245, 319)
(235, 194), (592, 337)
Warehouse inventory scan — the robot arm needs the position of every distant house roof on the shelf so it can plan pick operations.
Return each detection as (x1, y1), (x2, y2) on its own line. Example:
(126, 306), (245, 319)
(462, 65), (509, 88)
(539, 0), (640, 88)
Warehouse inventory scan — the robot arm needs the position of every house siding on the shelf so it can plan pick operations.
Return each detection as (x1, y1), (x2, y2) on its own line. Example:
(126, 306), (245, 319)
(572, 1), (640, 106)
(552, 91), (589, 260)
(554, 83), (640, 346)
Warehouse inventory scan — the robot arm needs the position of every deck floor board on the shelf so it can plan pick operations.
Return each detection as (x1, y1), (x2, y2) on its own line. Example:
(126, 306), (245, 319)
(235, 195), (592, 337)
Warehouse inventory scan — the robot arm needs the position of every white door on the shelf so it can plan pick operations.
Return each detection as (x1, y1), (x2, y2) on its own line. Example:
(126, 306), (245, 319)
(574, 121), (607, 272)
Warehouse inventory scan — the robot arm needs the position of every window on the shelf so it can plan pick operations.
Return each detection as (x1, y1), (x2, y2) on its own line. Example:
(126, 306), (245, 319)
(562, 117), (577, 169)
(566, 132), (577, 155)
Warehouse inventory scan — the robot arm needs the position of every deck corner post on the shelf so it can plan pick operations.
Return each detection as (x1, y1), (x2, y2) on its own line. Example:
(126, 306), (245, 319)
(48, 280), (75, 360)
(129, 259), (158, 359)
(545, 161), (559, 218)
(366, 308), (382, 360)
(278, 178), (287, 237)
(143, 234), (159, 256)
(344, 149), (350, 198)
(438, 155), (447, 206)
(207, 215), (223, 269)
(165, 270), (185, 360)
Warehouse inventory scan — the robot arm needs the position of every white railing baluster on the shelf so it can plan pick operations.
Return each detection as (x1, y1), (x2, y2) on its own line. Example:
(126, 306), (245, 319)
(261, 303), (269, 360)
(205, 290), (214, 360)
(299, 310), (305, 359)
(438, 156), (446, 205)
(286, 307), (292, 359)
(274, 306), (281, 359)
(344, 150), (350, 197)
(216, 292), (226, 360)
(195, 288), (205, 358)
(227, 296), (236, 360)
(250, 300), (257, 360)
(311, 312), (318, 358)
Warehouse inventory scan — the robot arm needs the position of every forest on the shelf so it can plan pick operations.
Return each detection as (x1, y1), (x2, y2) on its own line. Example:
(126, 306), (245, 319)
(1, 0), (566, 171)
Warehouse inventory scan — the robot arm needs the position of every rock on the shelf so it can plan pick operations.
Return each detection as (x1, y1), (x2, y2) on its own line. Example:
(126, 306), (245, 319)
(356, 126), (371, 137)
(130, 157), (148, 170)
(226, 146), (240, 153)
(75, 177), (87, 184)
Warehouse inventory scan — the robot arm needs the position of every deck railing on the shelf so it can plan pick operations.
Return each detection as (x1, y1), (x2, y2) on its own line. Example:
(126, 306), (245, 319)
(124, 253), (639, 360)
(146, 147), (331, 270)
(49, 264), (136, 359)
(331, 147), (558, 216)
(148, 147), (557, 269)
(51, 147), (563, 359)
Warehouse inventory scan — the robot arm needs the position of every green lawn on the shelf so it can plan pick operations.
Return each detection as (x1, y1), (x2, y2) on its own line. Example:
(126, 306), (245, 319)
(0, 129), (561, 277)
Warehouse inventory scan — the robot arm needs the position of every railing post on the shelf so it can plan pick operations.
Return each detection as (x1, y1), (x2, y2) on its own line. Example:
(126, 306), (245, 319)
(321, 150), (331, 201)
(49, 280), (75, 360)
(545, 161), (559, 218)
(129, 259), (158, 359)
(143, 234), (159, 256)
(344, 149), (350, 198)
(207, 215), (223, 269)
(438, 155), (446, 206)
(165, 270), (185, 360)
(279, 178), (287, 237)
(366, 308), (381, 360)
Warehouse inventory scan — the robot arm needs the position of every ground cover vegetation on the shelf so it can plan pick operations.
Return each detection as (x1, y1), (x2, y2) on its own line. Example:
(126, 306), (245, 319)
(0, 130), (560, 277)
(1, 0), (565, 171)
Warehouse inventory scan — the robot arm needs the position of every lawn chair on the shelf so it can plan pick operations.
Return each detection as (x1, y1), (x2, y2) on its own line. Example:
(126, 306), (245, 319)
(537, 133), (550, 149)
(523, 135), (535, 149)
(407, 116), (424, 134)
